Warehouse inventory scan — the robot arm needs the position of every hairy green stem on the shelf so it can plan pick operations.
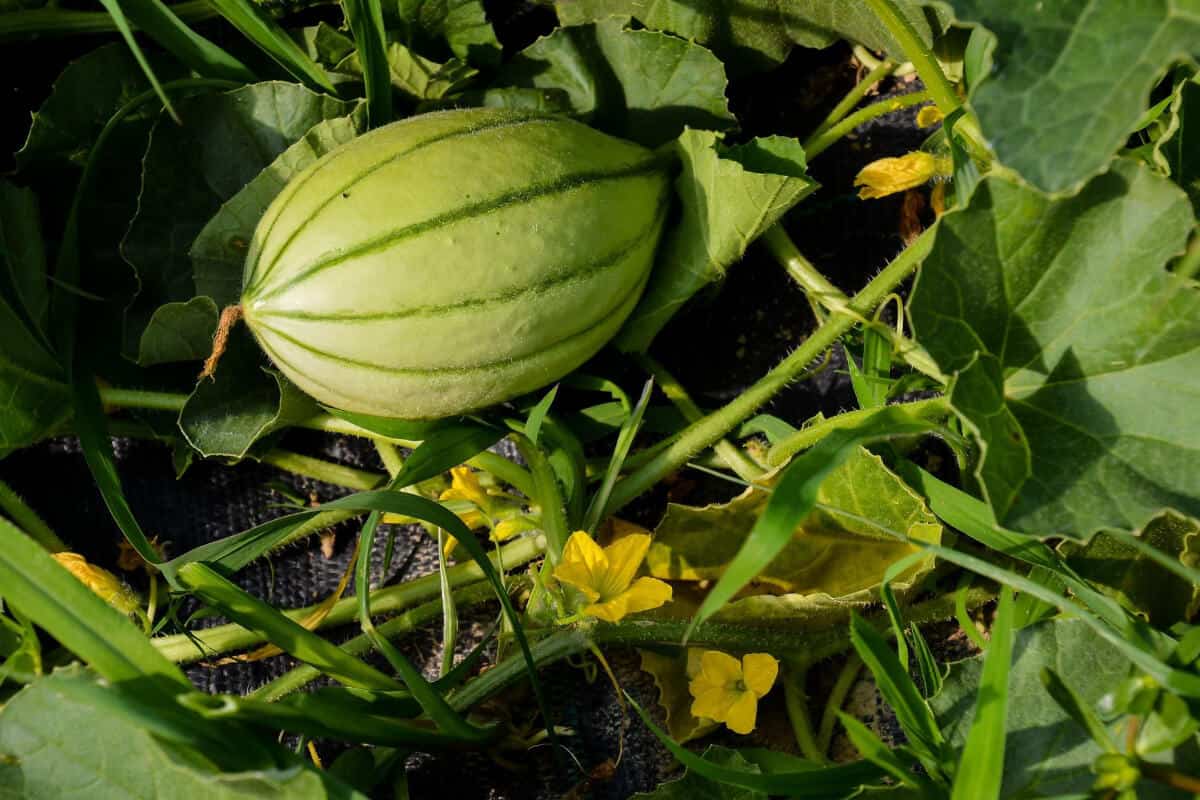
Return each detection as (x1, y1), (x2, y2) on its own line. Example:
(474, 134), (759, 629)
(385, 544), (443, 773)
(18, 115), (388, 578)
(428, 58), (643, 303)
(811, 58), (897, 140)
(252, 579), (502, 701)
(605, 226), (937, 517)
(784, 665), (827, 763)
(804, 90), (931, 159)
(153, 533), (546, 662)
(0, 479), (66, 552)
(767, 397), (950, 466)
(0, 0), (216, 39)
(450, 585), (996, 712)
(99, 387), (188, 413)
(634, 354), (765, 482)
(817, 654), (863, 756)
(761, 225), (946, 384)
(862, 0), (960, 116)
(260, 450), (386, 491)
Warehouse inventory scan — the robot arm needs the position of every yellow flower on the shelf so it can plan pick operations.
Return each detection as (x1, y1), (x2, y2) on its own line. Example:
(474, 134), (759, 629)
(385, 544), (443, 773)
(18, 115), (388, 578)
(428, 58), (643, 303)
(915, 105), (944, 128)
(491, 516), (537, 542)
(854, 152), (950, 199)
(552, 530), (672, 622)
(53, 552), (141, 617)
(439, 466), (492, 530)
(688, 650), (779, 734)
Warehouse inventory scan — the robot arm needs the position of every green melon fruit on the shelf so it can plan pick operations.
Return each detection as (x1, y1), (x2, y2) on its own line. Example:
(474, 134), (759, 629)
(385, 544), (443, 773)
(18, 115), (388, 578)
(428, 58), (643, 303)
(241, 108), (671, 419)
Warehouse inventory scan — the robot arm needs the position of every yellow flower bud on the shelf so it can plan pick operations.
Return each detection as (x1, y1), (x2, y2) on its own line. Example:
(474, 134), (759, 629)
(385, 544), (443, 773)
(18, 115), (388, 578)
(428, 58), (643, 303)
(854, 152), (950, 200)
(53, 552), (141, 617)
(915, 105), (944, 128)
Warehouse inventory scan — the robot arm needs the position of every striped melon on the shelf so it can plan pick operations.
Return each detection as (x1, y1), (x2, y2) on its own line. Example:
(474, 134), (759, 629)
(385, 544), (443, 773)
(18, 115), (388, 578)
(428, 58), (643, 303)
(241, 109), (671, 419)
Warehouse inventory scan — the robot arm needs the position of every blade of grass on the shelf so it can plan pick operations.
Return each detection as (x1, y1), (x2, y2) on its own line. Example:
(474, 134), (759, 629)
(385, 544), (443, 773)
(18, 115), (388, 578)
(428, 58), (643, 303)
(340, 0), (391, 126)
(849, 610), (946, 771)
(524, 384), (558, 446)
(687, 406), (943, 637)
(0, 478), (65, 552)
(97, 0), (180, 122)
(583, 378), (653, 533)
(1040, 667), (1119, 753)
(176, 561), (401, 690)
(115, 0), (253, 82)
(0, 516), (189, 688)
(627, 693), (885, 796)
(838, 713), (936, 793)
(436, 529), (457, 677)
(950, 585), (1014, 800)
(204, 0), (336, 92)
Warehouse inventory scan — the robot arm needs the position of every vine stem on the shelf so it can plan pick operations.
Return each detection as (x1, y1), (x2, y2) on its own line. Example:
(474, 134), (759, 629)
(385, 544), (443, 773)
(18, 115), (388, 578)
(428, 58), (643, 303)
(862, 0), (960, 116)
(152, 533), (546, 662)
(260, 450), (385, 491)
(783, 664), (827, 763)
(810, 58), (897, 140)
(0, 479), (66, 552)
(816, 654), (863, 756)
(1176, 231), (1200, 280)
(766, 397), (950, 466)
(804, 90), (930, 160)
(604, 225), (937, 518)
(634, 353), (765, 482)
(449, 585), (997, 713)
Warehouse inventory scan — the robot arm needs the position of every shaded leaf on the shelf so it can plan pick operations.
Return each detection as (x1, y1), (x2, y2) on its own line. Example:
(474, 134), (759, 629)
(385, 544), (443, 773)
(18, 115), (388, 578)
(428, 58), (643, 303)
(123, 83), (355, 360)
(632, 745), (766, 799)
(396, 0), (501, 66)
(0, 668), (357, 799)
(648, 448), (941, 597)
(617, 130), (816, 352)
(909, 159), (1200, 537)
(15, 43), (182, 170)
(638, 648), (720, 743)
(136, 296), (220, 366)
(931, 618), (1199, 798)
(335, 43), (478, 100)
(555, 0), (949, 73)
(1059, 510), (1200, 627)
(179, 329), (318, 459)
(501, 17), (735, 147)
(943, 0), (1200, 193)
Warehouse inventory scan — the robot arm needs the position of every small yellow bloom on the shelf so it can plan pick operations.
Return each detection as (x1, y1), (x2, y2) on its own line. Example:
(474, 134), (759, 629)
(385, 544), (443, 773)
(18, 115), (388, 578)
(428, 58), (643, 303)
(854, 152), (950, 200)
(553, 530), (672, 622)
(491, 516), (536, 542)
(915, 105), (944, 128)
(439, 466), (492, 530)
(53, 552), (141, 617)
(688, 650), (779, 735)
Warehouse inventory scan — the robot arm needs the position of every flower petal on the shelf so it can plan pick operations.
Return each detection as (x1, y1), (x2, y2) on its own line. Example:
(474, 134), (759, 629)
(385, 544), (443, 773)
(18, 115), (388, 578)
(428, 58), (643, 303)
(619, 576), (672, 616)
(854, 152), (938, 200)
(584, 594), (630, 623)
(554, 530), (608, 597)
(689, 686), (736, 722)
(601, 533), (652, 595)
(741, 653), (780, 697)
(723, 690), (759, 734)
(698, 650), (742, 686)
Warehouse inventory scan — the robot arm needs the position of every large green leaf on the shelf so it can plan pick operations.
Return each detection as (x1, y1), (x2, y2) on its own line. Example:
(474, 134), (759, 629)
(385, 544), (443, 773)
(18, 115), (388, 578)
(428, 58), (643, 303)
(178, 329), (318, 459)
(909, 159), (1200, 537)
(647, 448), (941, 596)
(396, 0), (501, 66)
(500, 17), (736, 147)
(334, 44), (477, 101)
(0, 183), (70, 455)
(616, 130), (816, 352)
(944, 0), (1200, 194)
(1162, 76), (1200, 212)
(555, 0), (949, 73)
(122, 83), (355, 361)
(0, 669), (358, 799)
(1058, 510), (1200, 627)
(930, 618), (1198, 798)
(15, 43), (182, 170)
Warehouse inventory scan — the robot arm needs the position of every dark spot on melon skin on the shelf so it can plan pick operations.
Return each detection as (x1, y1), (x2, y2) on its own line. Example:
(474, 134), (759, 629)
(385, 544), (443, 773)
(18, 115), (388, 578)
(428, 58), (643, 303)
(342, 192), (350, 199)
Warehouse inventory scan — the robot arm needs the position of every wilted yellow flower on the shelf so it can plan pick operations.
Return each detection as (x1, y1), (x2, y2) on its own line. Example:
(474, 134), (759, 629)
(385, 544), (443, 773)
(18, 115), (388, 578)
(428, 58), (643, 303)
(689, 650), (779, 734)
(439, 466), (491, 529)
(915, 105), (944, 128)
(491, 516), (537, 542)
(854, 152), (950, 199)
(53, 552), (141, 617)
(553, 530), (672, 622)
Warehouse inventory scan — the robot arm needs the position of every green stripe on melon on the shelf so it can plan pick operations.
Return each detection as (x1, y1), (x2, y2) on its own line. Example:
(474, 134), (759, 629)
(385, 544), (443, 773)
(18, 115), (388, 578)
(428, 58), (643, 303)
(242, 109), (671, 419)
